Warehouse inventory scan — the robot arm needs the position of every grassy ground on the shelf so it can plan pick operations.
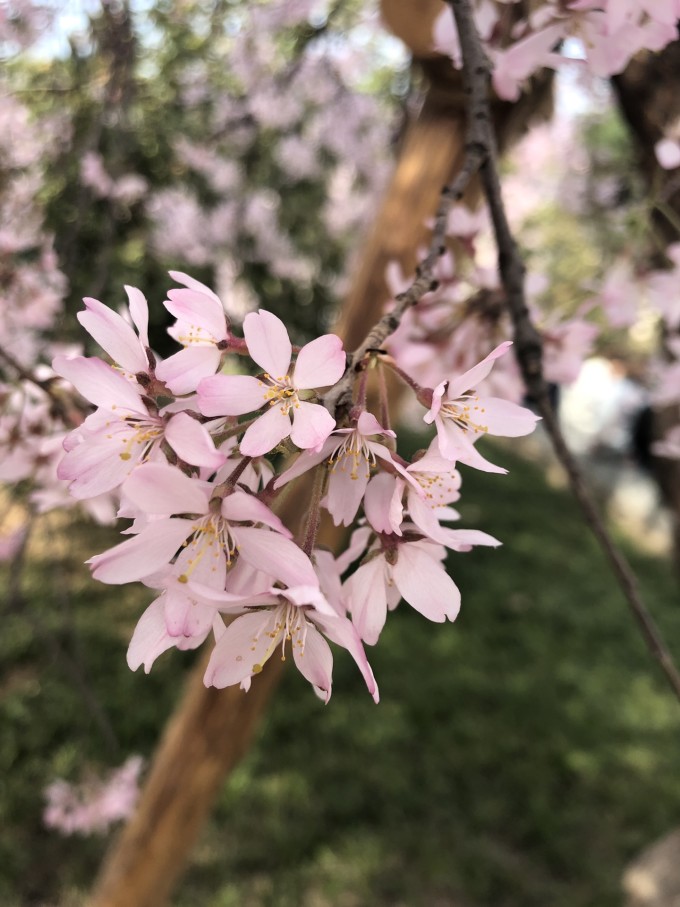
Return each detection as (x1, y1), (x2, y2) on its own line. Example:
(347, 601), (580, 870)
(2, 446), (680, 906)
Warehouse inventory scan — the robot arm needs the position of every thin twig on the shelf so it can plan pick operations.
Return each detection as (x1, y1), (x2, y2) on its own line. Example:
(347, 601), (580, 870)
(448, 0), (680, 702)
(0, 346), (86, 426)
(323, 85), (489, 416)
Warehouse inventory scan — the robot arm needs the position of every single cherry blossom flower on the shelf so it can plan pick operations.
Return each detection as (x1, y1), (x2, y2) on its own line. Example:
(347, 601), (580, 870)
(155, 272), (236, 394)
(275, 411), (418, 526)
(88, 462), (317, 588)
(344, 538), (461, 645)
(198, 309), (345, 456)
(52, 357), (225, 498)
(203, 583), (379, 703)
(364, 460), (500, 551)
(423, 341), (540, 469)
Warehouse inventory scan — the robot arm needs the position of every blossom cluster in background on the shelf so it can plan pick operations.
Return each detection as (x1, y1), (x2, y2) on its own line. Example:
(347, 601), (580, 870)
(43, 756), (144, 836)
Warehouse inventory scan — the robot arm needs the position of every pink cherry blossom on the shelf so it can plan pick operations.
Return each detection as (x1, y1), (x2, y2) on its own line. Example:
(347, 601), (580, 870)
(78, 289), (151, 377)
(345, 539), (461, 646)
(155, 272), (235, 394)
(44, 756), (144, 837)
(198, 309), (345, 456)
(88, 462), (317, 588)
(202, 584), (379, 703)
(423, 342), (540, 467)
(274, 411), (418, 526)
(52, 356), (225, 497)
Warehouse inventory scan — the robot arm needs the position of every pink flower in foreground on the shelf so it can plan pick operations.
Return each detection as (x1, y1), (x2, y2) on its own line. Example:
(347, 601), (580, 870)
(345, 539), (461, 646)
(274, 411), (418, 526)
(155, 272), (234, 394)
(52, 357), (225, 498)
(88, 462), (317, 588)
(198, 309), (345, 456)
(423, 341), (540, 469)
(77, 287), (151, 377)
(203, 584), (379, 703)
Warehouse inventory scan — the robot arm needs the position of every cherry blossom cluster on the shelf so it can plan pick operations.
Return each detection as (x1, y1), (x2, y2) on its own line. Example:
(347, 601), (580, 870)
(52, 274), (539, 702)
(43, 755), (143, 836)
(434, 0), (680, 101)
(385, 202), (597, 404)
(147, 1), (393, 296)
(0, 87), (94, 535)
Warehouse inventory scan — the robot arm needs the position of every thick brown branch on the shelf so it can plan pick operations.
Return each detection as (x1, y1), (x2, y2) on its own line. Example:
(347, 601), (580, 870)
(448, 0), (680, 703)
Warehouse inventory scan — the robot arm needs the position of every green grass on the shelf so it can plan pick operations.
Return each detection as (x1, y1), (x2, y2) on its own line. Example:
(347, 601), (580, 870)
(2, 447), (680, 906)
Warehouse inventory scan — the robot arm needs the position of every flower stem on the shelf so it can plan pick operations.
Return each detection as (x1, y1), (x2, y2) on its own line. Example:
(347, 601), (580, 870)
(300, 465), (327, 557)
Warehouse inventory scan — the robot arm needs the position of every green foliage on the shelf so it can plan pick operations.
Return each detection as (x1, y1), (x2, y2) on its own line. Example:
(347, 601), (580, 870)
(2, 451), (679, 906)
(9, 0), (402, 352)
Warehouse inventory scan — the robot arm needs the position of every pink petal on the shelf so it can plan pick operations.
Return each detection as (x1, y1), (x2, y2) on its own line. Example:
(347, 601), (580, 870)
(163, 586), (214, 638)
(198, 374), (266, 417)
(356, 411), (393, 438)
(446, 341), (513, 399)
(435, 527), (501, 551)
(88, 518), (194, 584)
(236, 527), (318, 586)
(204, 611), (277, 687)
(169, 270), (221, 304)
(123, 463), (209, 515)
(392, 544), (460, 622)
(165, 288), (227, 340)
(127, 598), (176, 673)
(476, 397), (540, 437)
(243, 309), (292, 378)
(345, 557), (388, 645)
(281, 585), (338, 619)
(273, 440), (334, 489)
(156, 346), (222, 395)
(78, 297), (147, 374)
(58, 434), (142, 498)
(239, 406), (292, 456)
(408, 490), (449, 542)
(293, 623), (333, 702)
(53, 355), (144, 413)
(335, 525), (372, 575)
(326, 464), (370, 527)
(125, 286), (150, 347)
(222, 490), (292, 537)
(423, 382), (446, 425)
(293, 333), (345, 389)
(173, 539), (228, 591)
(313, 612), (379, 702)
(364, 473), (402, 535)
(290, 401), (335, 451)
(165, 412), (226, 470)
(445, 429), (507, 473)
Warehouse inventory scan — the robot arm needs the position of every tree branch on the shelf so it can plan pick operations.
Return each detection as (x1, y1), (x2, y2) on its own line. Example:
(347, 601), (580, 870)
(322, 54), (490, 416)
(447, 0), (680, 702)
